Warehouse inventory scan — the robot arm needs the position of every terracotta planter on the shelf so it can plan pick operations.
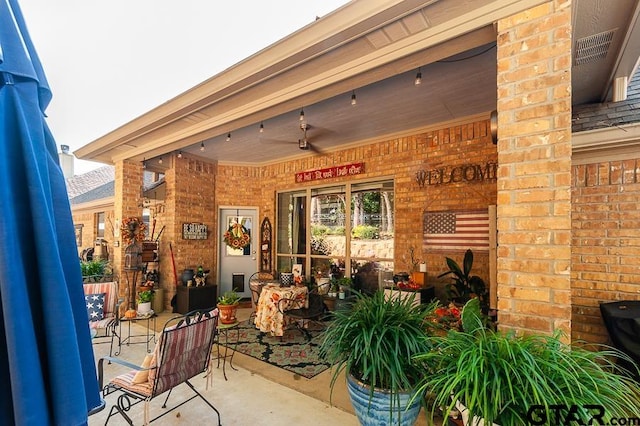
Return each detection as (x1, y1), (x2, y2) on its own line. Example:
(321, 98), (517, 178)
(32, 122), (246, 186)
(217, 303), (239, 324)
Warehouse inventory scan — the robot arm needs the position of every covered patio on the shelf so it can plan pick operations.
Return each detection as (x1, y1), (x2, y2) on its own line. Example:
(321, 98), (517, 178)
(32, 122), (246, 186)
(74, 0), (640, 360)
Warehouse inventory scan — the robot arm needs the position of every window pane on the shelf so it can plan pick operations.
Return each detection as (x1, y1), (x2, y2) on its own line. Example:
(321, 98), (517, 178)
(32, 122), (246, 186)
(277, 192), (306, 255)
(311, 186), (346, 258)
(350, 181), (394, 260)
(96, 212), (105, 237)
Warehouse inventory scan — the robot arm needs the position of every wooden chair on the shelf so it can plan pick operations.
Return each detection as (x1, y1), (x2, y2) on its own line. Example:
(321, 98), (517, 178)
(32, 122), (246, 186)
(98, 309), (220, 425)
(83, 281), (122, 355)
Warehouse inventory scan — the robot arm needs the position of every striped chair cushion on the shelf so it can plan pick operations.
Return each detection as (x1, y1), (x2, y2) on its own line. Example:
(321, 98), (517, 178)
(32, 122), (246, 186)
(110, 371), (153, 397)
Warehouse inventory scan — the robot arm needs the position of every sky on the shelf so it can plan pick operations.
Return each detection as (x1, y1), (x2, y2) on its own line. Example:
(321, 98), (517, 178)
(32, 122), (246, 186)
(18, 0), (349, 175)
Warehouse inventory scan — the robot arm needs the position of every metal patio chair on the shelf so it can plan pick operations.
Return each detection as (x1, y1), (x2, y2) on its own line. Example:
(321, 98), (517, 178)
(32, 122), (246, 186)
(98, 309), (220, 425)
(278, 292), (327, 337)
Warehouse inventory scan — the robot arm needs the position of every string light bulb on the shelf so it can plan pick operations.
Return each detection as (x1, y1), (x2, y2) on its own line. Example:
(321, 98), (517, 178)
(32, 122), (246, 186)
(177, 151), (183, 159)
(259, 122), (264, 133)
(200, 142), (205, 152)
(351, 90), (357, 106)
(226, 132), (231, 142)
(299, 107), (305, 121)
(415, 67), (422, 86)
(158, 156), (163, 164)
(142, 158), (146, 169)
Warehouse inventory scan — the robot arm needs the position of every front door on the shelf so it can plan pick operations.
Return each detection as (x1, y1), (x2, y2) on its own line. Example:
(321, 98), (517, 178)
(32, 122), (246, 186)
(218, 208), (258, 300)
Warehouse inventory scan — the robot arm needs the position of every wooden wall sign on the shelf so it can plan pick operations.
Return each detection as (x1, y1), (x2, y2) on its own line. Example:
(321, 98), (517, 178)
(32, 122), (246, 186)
(260, 217), (272, 273)
(295, 162), (364, 183)
(182, 222), (208, 240)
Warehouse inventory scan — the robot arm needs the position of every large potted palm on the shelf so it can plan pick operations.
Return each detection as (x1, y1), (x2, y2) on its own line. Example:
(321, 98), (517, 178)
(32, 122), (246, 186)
(319, 290), (438, 426)
(415, 301), (640, 425)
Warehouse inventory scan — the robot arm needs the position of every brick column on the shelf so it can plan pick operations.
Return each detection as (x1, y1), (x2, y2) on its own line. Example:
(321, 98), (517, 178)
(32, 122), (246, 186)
(496, 1), (573, 336)
(114, 159), (144, 307)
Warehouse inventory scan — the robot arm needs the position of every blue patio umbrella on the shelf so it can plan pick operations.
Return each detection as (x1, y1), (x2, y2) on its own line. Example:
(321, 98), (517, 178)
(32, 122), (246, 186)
(0, 0), (103, 424)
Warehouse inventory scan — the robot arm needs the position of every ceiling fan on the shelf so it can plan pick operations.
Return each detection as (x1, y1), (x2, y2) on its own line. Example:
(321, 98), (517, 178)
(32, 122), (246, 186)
(298, 123), (311, 150)
(259, 122), (323, 154)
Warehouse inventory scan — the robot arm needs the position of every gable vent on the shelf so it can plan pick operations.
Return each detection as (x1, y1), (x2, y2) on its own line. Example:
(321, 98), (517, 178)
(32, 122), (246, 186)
(574, 29), (616, 66)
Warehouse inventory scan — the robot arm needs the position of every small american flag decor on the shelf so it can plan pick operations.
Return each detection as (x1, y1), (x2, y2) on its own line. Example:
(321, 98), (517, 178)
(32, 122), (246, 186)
(423, 209), (490, 252)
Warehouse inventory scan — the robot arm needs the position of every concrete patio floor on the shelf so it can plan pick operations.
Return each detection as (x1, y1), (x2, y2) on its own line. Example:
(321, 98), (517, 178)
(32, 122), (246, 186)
(90, 306), (436, 425)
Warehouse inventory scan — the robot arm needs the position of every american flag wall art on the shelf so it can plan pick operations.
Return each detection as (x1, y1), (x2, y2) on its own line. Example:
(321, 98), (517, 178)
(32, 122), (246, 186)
(423, 209), (490, 252)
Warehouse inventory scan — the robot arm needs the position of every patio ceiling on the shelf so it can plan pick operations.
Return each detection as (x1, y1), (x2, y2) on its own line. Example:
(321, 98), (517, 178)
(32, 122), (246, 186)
(75, 0), (640, 170)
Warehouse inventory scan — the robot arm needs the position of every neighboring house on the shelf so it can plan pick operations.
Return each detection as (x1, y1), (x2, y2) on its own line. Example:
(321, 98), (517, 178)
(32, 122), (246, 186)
(66, 165), (161, 259)
(66, 166), (115, 259)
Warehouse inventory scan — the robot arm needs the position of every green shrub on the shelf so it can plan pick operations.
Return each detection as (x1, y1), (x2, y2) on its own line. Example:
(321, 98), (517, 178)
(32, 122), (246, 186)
(351, 225), (379, 239)
(311, 224), (329, 237)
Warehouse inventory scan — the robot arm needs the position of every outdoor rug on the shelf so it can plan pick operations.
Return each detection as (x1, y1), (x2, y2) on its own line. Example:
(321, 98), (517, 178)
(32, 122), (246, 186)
(228, 321), (331, 379)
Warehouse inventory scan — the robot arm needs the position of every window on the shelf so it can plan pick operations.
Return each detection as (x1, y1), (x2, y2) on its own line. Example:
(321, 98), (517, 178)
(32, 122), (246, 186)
(277, 179), (394, 293)
(96, 212), (105, 238)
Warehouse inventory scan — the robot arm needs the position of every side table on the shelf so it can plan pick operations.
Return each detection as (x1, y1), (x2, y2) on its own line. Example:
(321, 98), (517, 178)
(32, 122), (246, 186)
(112, 313), (157, 356)
(212, 321), (240, 380)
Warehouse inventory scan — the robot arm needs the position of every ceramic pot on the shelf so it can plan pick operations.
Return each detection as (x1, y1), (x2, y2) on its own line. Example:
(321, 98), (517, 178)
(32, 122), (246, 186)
(181, 269), (195, 286)
(217, 303), (239, 324)
(346, 374), (422, 426)
(137, 302), (151, 314)
(280, 272), (293, 287)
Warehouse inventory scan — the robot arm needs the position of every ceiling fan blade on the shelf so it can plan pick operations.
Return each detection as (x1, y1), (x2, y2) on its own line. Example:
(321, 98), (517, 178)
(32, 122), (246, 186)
(258, 137), (296, 145)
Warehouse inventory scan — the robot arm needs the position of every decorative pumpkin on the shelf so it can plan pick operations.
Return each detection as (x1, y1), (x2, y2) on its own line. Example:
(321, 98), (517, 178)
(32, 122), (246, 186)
(124, 309), (138, 319)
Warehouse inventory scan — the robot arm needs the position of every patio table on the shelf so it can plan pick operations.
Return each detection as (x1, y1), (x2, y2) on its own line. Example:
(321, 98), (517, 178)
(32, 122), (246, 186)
(254, 283), (308, 336)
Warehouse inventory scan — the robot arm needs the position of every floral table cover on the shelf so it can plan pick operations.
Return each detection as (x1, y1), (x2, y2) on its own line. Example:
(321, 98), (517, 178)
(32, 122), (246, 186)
(254, 284), (308, 336)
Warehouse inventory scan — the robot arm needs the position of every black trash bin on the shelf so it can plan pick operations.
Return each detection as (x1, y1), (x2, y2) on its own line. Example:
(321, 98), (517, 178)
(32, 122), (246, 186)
(600, 300), (640, 379)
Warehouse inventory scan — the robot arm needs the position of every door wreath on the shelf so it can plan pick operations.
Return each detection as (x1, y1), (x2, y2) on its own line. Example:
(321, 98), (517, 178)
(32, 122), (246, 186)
(223, 223), (251, 249)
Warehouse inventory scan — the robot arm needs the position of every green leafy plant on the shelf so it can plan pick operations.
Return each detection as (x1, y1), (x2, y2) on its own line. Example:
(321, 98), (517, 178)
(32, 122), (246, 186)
(137, 290), (154, 303)
(217, 289), (241, 305)
(80, 259), (109, 276)
(438, 249), (488, 312)
(319, 290), (438, 418)
(414, 309), (640, 426)
(351, 225), (379, 239)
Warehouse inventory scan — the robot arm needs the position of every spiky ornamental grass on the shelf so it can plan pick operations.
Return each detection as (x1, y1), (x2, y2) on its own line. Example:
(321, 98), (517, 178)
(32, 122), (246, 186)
(319, 290), (438, 407)
(414, 326), (640, 426)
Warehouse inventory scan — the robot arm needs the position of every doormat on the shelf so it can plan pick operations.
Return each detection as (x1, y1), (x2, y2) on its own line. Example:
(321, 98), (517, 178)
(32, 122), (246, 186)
(227, 321), (331, 379)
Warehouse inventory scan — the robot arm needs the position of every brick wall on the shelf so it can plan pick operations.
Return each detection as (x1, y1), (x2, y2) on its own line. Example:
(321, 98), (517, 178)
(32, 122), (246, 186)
(572, 158), (640, 343)
(258, 120), (497, 295)
(496, 1), (573, 336)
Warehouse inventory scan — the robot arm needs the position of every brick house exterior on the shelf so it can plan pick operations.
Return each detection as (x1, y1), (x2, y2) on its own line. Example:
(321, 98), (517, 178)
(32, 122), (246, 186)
(73, 0), (640, 345)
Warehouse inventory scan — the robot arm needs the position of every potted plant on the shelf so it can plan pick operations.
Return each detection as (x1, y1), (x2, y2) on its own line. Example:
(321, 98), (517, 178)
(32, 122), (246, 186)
(319, 290), (438, 425)
(217, 289), (241, 324)
(438, 249), (488, 313)
(415, 301), (640, 426)
(136, 289), (154, 314)
(80, 259), (113, 283)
